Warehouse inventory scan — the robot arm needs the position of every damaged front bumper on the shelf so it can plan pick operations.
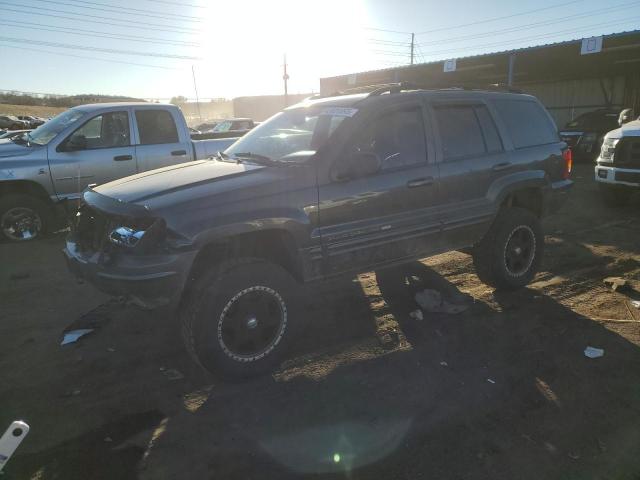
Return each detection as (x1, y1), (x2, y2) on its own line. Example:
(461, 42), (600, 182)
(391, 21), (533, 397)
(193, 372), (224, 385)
(64, 238), (197, 309)
(63, 188), (197, 309)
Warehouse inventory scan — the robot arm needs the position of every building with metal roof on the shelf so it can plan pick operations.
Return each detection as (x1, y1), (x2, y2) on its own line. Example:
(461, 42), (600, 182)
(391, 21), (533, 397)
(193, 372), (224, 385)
(320, 30), (640, 127)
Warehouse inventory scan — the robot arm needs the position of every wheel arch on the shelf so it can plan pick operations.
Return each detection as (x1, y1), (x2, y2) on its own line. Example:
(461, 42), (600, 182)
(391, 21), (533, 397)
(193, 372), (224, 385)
(0, 180), (53, 204)
(488, 171), (547, 218)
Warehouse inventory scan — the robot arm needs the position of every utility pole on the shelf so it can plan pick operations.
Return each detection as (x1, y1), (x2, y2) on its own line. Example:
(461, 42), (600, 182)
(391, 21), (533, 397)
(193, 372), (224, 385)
(283, 53), (289, 108)
(410, 32), (415, 65)
(191, 65), (202, 122)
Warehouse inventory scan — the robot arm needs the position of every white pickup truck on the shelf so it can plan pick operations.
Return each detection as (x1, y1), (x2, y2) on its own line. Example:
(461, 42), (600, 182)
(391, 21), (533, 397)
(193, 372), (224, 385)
(595, 113), (640, 206)
(0, 103), (238, 241)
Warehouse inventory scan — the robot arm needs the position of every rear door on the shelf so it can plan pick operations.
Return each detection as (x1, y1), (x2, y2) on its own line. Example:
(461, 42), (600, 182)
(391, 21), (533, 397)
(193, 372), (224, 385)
(48, 109), (136, 199)
(132, 107), (193, 172)
(430, 100), (508, 247)
(317, 98), (441, 276)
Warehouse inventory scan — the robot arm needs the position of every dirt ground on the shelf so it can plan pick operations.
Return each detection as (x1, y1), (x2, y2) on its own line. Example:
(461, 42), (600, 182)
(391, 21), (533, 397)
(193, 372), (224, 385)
(0, 104), (66, 119)
(1, 163), (639, 479)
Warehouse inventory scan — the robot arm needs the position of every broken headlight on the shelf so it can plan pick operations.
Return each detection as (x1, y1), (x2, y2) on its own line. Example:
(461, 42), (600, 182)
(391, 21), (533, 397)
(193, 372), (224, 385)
(109, 226), (146, 248)
(108, 217), (166, 252)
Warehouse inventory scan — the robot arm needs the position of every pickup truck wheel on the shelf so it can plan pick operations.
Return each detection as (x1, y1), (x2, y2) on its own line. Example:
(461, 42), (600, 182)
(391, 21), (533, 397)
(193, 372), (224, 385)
(181, 258), (301, 379)
(0, 194), (50, 242)
(472, 207), (543, 290)
(599, 184), (632, 207)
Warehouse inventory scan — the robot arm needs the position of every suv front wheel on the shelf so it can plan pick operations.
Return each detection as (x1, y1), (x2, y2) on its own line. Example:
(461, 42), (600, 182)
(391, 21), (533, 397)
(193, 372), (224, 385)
(472, 207), (543, 290)
(181, 258), (302, 378)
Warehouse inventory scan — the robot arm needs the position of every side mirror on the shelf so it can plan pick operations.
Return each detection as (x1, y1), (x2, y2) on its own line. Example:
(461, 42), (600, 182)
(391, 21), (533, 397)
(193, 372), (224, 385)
(64, 134), (87, 152)
(619, 108), (634, 126)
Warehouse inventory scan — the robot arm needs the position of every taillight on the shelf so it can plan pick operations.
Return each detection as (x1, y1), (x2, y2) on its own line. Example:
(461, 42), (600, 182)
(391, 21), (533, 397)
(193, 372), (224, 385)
(562, 148), (572, 179)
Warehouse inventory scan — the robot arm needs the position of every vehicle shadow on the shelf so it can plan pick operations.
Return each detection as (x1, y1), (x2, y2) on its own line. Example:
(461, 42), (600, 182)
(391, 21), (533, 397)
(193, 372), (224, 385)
(137, 261), (640, 480)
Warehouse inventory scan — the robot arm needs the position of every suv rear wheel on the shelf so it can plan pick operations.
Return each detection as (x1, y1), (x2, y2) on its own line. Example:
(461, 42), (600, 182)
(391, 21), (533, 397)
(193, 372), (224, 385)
(181, 258), (302, 378)
(472, 207), (543, 290)
(0, 194), (51, 242)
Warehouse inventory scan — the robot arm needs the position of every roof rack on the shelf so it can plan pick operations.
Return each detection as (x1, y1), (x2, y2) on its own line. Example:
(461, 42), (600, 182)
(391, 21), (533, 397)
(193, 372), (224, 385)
(319, 82), (523, 99)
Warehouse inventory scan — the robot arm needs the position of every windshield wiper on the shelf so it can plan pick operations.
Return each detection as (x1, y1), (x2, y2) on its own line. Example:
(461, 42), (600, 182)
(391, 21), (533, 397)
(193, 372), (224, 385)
(216, 151), (232, 162)
(11, 134), (28, 145)
(232, 152), (277, 166)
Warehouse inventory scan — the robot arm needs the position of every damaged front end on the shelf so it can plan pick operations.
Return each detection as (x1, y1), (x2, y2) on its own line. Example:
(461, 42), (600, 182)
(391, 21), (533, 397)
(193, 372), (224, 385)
(64, 188), (197, 309)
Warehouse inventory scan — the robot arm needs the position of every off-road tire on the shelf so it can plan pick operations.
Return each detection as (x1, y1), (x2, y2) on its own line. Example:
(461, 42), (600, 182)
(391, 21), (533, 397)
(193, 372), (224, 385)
(181, 258), (302, 379)
(599, 184), (632, 207)
(472, 207), (543, 290)
(0, 194), (51, 242)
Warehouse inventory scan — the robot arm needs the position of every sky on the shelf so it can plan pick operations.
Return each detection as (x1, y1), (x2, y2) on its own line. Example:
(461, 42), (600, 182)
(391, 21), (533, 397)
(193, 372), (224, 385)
(1, 0), (639, 100)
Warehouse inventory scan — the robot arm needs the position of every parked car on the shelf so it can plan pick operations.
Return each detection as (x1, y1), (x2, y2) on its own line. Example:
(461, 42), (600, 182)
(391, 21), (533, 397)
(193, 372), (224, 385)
(594, 111), (640, 205)
(17, 115), (45, 128)
(559, 109), (621, 161)
(0, 115), (29, 130)
(0, 103), (239, 241)
(191, 118), (256, 141)
(64, 86), (572, 378)
(0, 129), (32, 140)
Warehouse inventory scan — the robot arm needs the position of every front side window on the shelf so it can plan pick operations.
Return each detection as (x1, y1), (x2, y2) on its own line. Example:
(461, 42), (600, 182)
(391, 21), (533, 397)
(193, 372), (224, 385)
(71, 111), (130, 149)
(29, 108), (85, 145)
(226, 108), (349, 162)
(135, 109), (179, 145)
(349, 107), (427, 170)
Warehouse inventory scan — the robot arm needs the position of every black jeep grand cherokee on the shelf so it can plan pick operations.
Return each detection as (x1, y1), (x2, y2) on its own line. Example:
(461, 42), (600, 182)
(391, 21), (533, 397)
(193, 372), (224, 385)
(65, 85), (573, 377)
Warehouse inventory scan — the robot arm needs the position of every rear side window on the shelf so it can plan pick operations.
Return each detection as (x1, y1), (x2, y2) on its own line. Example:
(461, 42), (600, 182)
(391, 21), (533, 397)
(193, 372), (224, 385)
(135, 110), (179, 145)
(493, 100), (558, 148)
(434, 106), (486, 159)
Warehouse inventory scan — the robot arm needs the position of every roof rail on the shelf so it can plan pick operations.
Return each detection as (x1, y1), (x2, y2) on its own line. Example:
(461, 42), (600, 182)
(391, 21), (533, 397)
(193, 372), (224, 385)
(319, 81), (524, 99)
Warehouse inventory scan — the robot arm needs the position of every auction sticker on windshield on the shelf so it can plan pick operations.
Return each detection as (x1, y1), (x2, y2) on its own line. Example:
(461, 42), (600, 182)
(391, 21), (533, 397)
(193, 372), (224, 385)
(320, 107), (358, 117)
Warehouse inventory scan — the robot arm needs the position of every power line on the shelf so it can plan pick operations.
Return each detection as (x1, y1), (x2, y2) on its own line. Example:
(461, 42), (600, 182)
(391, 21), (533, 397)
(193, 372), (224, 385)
(25, 0), (201, 23)
(417, 0), (640, 47)
(367, 38), (411, 47)
(0, 2), (199, 33)
(0, 35), (201, 59)
(140, 0), (204, 8)
(364, 26), (412, 35)
(0, 43), (181, 69)
(58, 0), (201, 20)
(1, 7), (197, 35)
(416, 0), (583, 35)
(0, 19), (199, 46)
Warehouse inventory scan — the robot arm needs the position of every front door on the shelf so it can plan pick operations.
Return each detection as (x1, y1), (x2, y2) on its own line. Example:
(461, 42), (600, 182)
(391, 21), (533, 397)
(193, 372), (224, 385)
(48, 110), (136, 200)
(317, 100), (441, 276)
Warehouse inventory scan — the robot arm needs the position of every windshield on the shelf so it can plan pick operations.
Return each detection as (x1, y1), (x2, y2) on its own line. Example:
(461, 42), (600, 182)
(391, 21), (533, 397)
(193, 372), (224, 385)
(27, 108), (85, 145)
(565, 111), (619, 131)
(225, 108), (348, 161)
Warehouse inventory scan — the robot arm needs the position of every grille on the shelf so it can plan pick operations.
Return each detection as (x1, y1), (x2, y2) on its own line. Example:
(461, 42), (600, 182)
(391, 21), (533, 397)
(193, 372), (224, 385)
(75, 206), (114, 253)
(614, 171), (640, 184)
(615, 139), (640, 168)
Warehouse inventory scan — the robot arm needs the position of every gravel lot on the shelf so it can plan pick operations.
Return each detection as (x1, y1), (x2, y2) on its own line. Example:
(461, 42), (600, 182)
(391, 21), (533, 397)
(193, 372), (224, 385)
(1, 163), (639, 479)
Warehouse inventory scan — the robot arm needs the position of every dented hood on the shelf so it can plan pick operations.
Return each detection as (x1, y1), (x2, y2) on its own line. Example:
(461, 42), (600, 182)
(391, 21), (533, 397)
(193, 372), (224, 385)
(94, 159), (266, 204)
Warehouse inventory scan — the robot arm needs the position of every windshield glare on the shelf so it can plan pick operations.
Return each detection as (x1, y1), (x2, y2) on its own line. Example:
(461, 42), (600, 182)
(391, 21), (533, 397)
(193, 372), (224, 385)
(28, 109), (85, 145)
(225, 109), (346, 161)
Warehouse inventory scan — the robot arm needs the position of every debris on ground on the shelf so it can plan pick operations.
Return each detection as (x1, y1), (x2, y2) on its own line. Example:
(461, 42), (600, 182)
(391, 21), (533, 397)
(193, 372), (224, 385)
(415, 289), (468, 314)
(107, 347), (115, 353)
(104, 436), (113, 443)
(60, 328), (94, 346)
(440, 361), (448, 367)
(603, 277), (629, 292)
(409, 309), (424, 321)
(584, 346), (605, 359)
(568, 452), (580, 460)
(9, 272), (30, 281)
(378, 330), (400, 350)
(162, 369), (185, 381)
(631, 300), (640, 309)
(487, 378), (496, 384)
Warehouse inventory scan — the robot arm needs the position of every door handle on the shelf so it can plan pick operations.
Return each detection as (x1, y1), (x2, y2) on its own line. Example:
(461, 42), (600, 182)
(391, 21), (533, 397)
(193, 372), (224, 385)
(113, 155), (133, 161)
(407, 177), (434, 188)
(171, 149), (187, 156)
(492, 162), (512, 171)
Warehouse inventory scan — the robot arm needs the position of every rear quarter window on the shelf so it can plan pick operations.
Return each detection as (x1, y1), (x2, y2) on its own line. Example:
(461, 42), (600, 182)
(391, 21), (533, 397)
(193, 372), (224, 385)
(493, 99), (558, 149)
